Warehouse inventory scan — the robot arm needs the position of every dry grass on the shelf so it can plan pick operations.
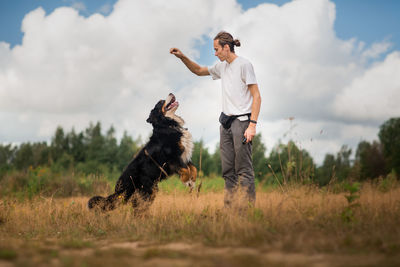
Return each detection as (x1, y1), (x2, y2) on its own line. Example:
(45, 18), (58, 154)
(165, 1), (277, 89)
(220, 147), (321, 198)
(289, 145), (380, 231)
(0, 184), (400, 266)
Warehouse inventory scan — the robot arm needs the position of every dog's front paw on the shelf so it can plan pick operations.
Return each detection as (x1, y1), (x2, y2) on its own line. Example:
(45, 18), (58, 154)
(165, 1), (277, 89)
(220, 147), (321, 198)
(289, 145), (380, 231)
(178, 163), (197, 190)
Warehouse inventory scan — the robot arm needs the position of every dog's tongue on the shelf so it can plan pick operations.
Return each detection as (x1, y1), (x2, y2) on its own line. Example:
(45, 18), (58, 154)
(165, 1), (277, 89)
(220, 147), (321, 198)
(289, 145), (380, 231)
(170, 101), (179, 107)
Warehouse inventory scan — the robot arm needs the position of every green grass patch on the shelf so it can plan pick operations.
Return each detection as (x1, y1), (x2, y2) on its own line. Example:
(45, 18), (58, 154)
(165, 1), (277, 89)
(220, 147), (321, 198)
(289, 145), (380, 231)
(61, 239), (93, 249)
(0, 248), (17, 260)
(158, 175), (225, 193)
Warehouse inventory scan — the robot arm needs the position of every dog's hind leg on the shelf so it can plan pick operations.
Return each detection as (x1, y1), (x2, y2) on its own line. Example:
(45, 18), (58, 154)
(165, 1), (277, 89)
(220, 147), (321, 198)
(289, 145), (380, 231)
(88, 192), (123, 211)
(130, 186), (157, 216)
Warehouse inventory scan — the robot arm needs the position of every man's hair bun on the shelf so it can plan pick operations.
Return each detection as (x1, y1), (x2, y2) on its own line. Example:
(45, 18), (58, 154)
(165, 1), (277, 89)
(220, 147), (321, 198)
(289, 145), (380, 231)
(233, 39), (241, 47)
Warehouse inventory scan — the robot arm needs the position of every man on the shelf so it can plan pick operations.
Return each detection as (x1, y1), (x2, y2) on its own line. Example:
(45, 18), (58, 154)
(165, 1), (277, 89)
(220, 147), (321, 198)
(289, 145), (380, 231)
(170, 31), (261, 207)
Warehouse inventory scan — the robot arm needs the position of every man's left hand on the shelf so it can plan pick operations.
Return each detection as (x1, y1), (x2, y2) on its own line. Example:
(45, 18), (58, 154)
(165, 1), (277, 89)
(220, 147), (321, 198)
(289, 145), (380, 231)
(244, 123), (256, 143)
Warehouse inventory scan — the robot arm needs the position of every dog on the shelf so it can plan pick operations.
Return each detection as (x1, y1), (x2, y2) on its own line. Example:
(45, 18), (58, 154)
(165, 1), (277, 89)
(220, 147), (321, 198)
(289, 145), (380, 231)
(88, 93), (197, 212)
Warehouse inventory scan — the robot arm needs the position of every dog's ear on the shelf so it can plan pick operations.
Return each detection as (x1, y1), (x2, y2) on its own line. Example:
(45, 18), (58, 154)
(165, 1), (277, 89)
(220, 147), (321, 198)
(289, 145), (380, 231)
(147, 106), (161, 124)
(147, 100), (164, 124)
(146, 109), (155, 124)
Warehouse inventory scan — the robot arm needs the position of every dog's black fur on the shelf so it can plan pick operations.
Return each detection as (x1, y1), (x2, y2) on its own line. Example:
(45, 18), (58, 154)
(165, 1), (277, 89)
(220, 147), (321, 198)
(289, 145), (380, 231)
(88, 93), (196, 212)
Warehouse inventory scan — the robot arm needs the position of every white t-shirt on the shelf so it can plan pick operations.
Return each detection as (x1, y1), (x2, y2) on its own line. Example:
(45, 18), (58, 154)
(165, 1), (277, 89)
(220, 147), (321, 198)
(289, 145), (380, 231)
(208, 56), (257, 121)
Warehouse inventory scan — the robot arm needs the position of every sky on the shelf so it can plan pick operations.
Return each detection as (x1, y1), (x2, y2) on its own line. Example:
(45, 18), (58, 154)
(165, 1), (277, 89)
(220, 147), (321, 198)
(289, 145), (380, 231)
(0, 0), (399, 165)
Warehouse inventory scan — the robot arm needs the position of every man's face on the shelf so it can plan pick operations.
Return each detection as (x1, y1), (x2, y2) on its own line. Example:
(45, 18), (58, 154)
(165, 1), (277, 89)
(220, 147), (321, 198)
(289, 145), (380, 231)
(214, 39), (229, 62)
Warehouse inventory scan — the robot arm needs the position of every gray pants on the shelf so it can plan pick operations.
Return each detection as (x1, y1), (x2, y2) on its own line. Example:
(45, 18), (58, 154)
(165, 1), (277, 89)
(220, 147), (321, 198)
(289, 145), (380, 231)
(220, 119), (256, 208)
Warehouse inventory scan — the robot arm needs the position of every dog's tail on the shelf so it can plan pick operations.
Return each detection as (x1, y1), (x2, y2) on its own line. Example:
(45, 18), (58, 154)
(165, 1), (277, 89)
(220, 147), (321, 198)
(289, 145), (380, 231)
(87, 192), (122, 211)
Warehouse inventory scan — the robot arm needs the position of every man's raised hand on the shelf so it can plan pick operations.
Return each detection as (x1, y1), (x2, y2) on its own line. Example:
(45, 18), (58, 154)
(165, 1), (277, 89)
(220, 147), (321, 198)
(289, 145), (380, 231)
(170, 48), (184, 59)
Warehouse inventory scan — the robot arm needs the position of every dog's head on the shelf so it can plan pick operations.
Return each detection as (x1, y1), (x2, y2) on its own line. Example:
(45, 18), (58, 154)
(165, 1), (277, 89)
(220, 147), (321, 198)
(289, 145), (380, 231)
(146, 93), (180, 126)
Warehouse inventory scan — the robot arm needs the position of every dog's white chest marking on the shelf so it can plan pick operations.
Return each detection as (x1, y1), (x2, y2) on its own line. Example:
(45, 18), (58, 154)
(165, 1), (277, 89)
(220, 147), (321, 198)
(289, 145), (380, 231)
(169, 114), (193, 163)
(180, 128), (193, 163)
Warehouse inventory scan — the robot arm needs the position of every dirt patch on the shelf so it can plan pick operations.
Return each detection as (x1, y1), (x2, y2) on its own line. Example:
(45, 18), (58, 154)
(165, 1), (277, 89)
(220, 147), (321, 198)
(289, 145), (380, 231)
(0, 240), (398, 266)
(89, 241), (397, 267)
(104, 241), (140, 250)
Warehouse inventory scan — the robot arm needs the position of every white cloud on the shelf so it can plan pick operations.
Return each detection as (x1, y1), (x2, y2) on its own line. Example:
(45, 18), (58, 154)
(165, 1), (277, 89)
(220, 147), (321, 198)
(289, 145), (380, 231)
(361, 40), (392, 60)
(97, 3), (112, 15)
(0, 0), (398, 165)
(333, 51), (400, 123)
(71, 2), (86, 12)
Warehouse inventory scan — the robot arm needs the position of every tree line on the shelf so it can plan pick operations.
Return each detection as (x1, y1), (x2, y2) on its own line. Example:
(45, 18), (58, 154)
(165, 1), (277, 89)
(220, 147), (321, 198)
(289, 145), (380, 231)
(0, 118), (399, 185)
(0, 122), (141, 178)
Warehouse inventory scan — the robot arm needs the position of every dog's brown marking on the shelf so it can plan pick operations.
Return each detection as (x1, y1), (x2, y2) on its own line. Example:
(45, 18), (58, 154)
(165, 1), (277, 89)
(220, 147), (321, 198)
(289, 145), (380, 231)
(179, 163), (197, 184)
(189, 163), (197, 180)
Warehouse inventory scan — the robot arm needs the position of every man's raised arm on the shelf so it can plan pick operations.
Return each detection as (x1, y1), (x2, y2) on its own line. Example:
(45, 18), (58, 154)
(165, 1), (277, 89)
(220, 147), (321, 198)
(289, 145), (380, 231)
(170, 48), (210, 76)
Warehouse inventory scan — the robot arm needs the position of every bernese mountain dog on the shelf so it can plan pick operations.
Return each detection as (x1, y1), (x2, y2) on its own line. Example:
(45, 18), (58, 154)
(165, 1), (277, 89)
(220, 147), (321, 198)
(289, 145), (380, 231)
(88, 93), (197, 212)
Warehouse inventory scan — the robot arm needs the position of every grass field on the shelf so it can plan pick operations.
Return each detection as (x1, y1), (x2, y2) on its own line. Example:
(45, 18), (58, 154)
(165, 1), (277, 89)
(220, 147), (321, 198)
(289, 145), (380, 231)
(0, 177), (400, 266)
